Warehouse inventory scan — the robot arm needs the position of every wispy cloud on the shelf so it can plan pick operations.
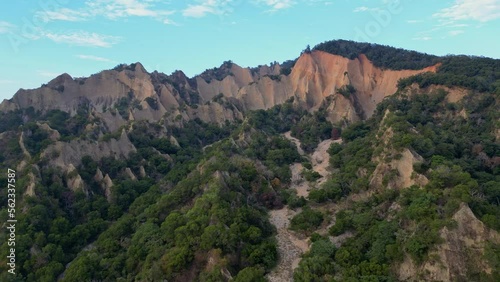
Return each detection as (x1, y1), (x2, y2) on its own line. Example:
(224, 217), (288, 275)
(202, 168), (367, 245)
(449, 30), (465, 36)
(412, 0), (492, 41)
(407, 20), (422, 24)
(412, 36), (432, 41)
(38, 0), (175, 24)
(353, 5), (382, 13)
(183, 4), (217, 17)
(36, 8), (90, 22)
(45, 31), (121, 47)
(256, 0), (295, 12)
(436, 22), (469, 28)
(305, 0), (334, 5)
(353, 6), (369, 12)
(183, 0), (296, 15)
(76, 54), (114, 62)
(0, 21), (16, 34)
(87, 0), (175, 20)
(182, 0), (233, 18)
(433, 0), (500, 22)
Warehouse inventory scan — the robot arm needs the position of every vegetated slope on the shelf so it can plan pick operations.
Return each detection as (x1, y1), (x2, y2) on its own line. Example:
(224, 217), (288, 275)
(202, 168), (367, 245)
(0, 40), (498, 281)
(0, 97), (332, 281)
(292, 87), (500, 281)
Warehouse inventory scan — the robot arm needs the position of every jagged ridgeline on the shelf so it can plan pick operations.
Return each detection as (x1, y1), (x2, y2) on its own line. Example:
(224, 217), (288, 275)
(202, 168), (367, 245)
(0, 40), (499, 281)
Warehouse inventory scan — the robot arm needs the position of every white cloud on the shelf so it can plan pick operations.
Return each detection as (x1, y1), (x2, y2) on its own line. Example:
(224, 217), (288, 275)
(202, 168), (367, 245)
(45, 31), (121, 47)
(353, 6), (369, 12)
(76, 54), (114, 62)
(0, 21), (16, 34)
(449, 30), (465, 36)
(433, 0), (500, 22)
(182, 0), (233, 18)
(436, 23), (469, 28)
(412, 1), (484, 41)
(39, 0), (175, 24)
(257, 0), (295, 11)
(183, 5), (216, 17)
(412, 36), (432, 41)
(36, 8), (90, 22)
(353, 6), (382, 13)
(305, 0), (334, 5)
(88, 0), (174, 19)
(407, 20), (422, 24)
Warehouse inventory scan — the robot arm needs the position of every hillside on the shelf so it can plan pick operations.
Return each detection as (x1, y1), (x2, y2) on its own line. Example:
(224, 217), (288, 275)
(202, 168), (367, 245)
(0, 40), (499, 282)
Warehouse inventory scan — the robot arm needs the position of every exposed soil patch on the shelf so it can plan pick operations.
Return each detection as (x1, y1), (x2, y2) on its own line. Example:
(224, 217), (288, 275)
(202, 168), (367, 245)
(268, 136), (340, 281)
(284, 131), (304, 156)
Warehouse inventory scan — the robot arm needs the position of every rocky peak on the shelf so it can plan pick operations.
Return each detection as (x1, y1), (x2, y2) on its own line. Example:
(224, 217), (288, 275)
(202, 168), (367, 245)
(169, 70), (197, 89)
(199, 60), (236, 83)
(47, 73), (73, 86)
(131, 62), (146, 73)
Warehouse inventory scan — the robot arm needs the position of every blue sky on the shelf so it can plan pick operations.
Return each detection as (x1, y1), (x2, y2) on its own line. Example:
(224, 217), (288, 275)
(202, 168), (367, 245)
(0, 0), (499, 101)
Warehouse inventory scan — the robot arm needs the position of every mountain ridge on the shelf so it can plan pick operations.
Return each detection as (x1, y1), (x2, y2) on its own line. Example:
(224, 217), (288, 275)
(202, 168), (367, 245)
(0, 49), (440, 125)
(0, 39), (499, 282)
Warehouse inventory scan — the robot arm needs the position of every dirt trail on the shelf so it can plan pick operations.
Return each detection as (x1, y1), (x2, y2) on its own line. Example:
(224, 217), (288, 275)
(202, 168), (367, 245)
(267, 154), (310, 282)
(284, 131), (304, 156)
(290, 163), (309, 198)
(267, 135), (338, 281)
(311, 139), (337, 185)
(267, 208), (309, 282)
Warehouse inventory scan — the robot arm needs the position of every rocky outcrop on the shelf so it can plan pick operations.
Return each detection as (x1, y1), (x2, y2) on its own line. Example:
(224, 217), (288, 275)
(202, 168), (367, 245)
(194, 51), (436, 122)
(3, 64), (153, 114)
(125, 167), (137, 181)
(42, 129), (136, 168)
(398, 204), (500, 281)
(370, 111), (428, 190)
(403, 83), (469, 103)
(94, 168), (104, 182)
(139, 166), (146, 178)
(102, 174), (113, 202)
(186, 102), (244, 124)
(370, 147), (429, 190)
(93, 168), (113, 201)
(37, 122), (61, 141)
(66, 164), (85, 192)
(285, 52), (438, 117)
(24, 172), (36, 197)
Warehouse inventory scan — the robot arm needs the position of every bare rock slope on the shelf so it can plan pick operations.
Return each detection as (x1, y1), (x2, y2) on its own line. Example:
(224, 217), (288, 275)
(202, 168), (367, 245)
(0, 51), (438, 127)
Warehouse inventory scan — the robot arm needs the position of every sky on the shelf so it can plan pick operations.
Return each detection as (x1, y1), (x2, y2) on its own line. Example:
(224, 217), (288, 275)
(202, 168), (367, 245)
(0, 0), (499, 101)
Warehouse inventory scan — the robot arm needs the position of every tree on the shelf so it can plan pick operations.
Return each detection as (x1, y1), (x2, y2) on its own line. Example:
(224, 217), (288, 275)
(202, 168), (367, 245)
(290, 207), (324, 232)
(234, 267), (266, 282)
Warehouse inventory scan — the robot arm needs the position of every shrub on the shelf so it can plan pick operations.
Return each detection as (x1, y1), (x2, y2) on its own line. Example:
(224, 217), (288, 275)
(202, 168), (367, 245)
(290, 207), (324, 232)
(336, 85), (356, 98)
(145, 97), (159, 110)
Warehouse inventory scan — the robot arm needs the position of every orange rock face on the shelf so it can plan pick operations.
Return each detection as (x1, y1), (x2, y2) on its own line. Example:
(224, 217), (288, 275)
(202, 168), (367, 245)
(0, 52), (438, 125)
